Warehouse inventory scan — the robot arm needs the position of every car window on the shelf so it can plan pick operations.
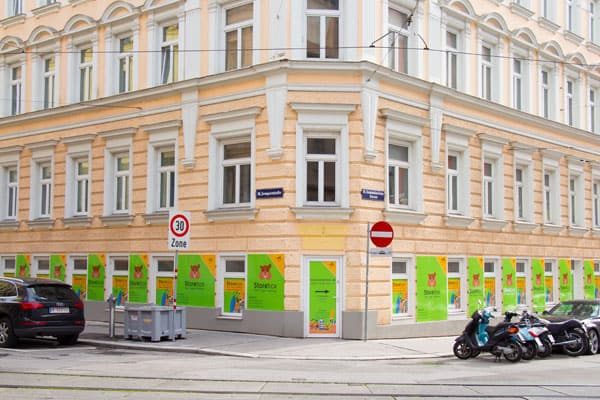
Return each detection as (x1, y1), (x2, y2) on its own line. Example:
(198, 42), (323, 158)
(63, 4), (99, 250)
(28, 285), (78, 302)
(0, 281), (17, 297)
(549, 303), (574, 315)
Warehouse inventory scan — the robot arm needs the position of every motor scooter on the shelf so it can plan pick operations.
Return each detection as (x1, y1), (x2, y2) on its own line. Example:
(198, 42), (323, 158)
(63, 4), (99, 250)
(453, 306), (524, 362)
(505, 310), (554, 359)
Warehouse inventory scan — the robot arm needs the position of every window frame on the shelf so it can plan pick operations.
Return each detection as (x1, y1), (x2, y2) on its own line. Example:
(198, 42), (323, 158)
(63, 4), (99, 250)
(305, 0), (340, 60)
(514, 151), (534, 223)
(118, 35), (134, 93)
(441, 8), (469, 93)
(447, 257), (466, 314)
(1, 164), (18, 221)
(224, 2), (254, 71)
(10, 64), (22, 116)
(144, 124), (179, 215)
(102, 129), (134, 218)
(218, 254), (246, 317)
(545, 259), (557, 306)
(568, 163), (585, 228)
(445, 129), (472, 218)
(220, 138), (253, 208)
(481, 141), (504, 221)
(151, 255), (175, 306)
(78, 46), (93, 102)
(42, 55), (57, 109)
(1, 256), (16, 277)
(542, 154), (561, 227)
(590, 84), (599, 134)
(387, 5), (410, 74)
(391, 257), (413, 318)
(483, 258), (499, 308)
(108, 255), (130, 308)
(160, 22), (179, 85)
(7, 0), (22, 17)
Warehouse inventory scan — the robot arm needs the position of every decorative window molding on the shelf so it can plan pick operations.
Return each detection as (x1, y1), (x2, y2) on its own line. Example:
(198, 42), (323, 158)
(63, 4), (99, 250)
(101, 128), (135, 220)
(445, 124), (474, 220)
(27, 140), (57, 224)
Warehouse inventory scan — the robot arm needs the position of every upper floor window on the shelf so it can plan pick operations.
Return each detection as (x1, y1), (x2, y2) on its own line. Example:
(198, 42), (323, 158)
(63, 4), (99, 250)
(481, 141), (504, 221)
(388, 143), (411, 207)
(446, 131), (471, 217)
(306, 137), (338, 205)
(114, 153), (130, 213)
(569, 169), (585, 227)
(10, 65), (22, 116)
(102, 130), (134, 217)
(593, 177), (600, 228)
(73, 159), (89, 216)
(79, 47), (93, 102)
(161, 24), (179, 84)
(221, 140), (251, 206)
(567, 79), (574, 126)
(43, 57), (56, 109)
(446, 31), (458, 89)
(118, 37), (133, 93)
(513, 59), (523, 110)
(447, 153), (459, 213)
(541, 69), (550, 118)
(158, 148), (176, 210)
(543, 155), (561, 226)
(2, 166), (18, 220)
(7, 0), (22, 17)
(591, 1), (598, 42)
(515, 167), (525, 219)
(590, 86), (598, 133)
(225, 3), (253, 71)
(566, 0), (581, 33)
(306, 0), (339, 59)
(480, 44), (493, 101)
(37, 162), (52, 218)
(388, 8), (409, 74)
(483, 160), (495, 217)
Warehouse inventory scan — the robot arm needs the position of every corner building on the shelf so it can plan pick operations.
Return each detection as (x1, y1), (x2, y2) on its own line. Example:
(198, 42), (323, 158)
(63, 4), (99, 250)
(0, 0), (599, 338)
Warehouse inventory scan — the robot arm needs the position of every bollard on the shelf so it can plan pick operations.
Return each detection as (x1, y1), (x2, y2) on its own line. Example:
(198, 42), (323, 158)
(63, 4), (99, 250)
(107, 294), (116, 338)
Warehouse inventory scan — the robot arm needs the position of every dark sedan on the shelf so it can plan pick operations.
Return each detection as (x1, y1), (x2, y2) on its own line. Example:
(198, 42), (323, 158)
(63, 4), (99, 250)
(543, 300), (600, 354)
(0, 277), (85, 347)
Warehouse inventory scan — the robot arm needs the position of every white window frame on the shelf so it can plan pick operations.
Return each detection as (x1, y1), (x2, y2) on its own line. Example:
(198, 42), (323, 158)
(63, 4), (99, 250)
(43, 56), (56, 109)
(10, 64), (22, 116)
(4, 165), (18, 220)
(160, 22), (179, 84)
(391, 256), (413, 318)
(565, 70), (582, 128)
(144, 123), (179, 214)
(28, 143), (56, 221)
(590, 84), (599, 133)
(386, 4), (414, 75)
(539, 62), (558, 121)
(78, 46), (93, 102)
(540, 0), (556, 21)
(223, 2), (254, 71)
(514, 151), (534, 223)
(108, 255), (129, 308)
(516, 259), (529, 308)
(67, 255), (87, 295)
(511, 48), (530, 112)
(445, 129), (472, 218)
(1, 256), (16, 276)
(305, 0), (340, 60)
(102, 129), (134, 217)
(218, 254), (246, 317)
(545, 259), (557, 305)
(543, 153), (561, 226)
(593, 173), (600, 229)
(442, 11), (470, 93)
(220, 138), (253, 208)
(65, 25), (98, 105)
(484, 258), (500, 308)
(447, 258), (466, 314)
(118, 35), (134, 93)
(304, 134), (340, 206)
(63, 138), (93, 219)
(0, 147), (21, 222)
(7, 0), (22, 17)
(566, 0), (581, 34)
(481, 141), (504, 221)
(150, 255), (175, 306)
(591, 0), (599, 43)
(568, 163), (585, 228)
(32, 255), (50, 278)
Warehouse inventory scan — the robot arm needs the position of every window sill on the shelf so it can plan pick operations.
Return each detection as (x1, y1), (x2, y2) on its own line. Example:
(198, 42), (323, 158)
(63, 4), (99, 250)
(27, 218), (55, 230)
(384, 209), (426, 225)
(32, 2), (61, 17)
(538, 17), (560, 33)
(290, 207), (354, 220)
(101, 214), (134, 227)
(592, 228), (600, 238)
(480, 218), (508, 231)
(0, 220), (19, 231)
(143, 212), (169, 225)
(444, 214), (474, 228)
(586, 41), (600, 55)
(542, 224), (564, 235)
(509, 2), (534, 19)
(568, 226), (588, 237)
(513, 220), (538, 233)
(0, 14), (25, 28)
(564, 30), (584, 45)
(204, 208), (258, 222)
(69, 0), (90, 5)
(63, 216), (92, 228)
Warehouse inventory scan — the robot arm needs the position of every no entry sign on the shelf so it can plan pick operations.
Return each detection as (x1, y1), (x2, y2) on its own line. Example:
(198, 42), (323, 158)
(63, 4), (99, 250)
(168, 211), (191, 250)
(370, 221), (394, 248)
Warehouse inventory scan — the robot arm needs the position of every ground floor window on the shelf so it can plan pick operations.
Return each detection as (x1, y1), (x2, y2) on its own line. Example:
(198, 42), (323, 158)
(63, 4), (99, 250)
(1, 256), (15, 277)
(392, 258), (409, 316)
(154, 257), (174, 305)
(484, 260), (497, 307)
(70, 257), (87, 301)
(220, 256), (246, 316)
(110, 257), (129, 306)
(447, 258), (464, 313)
(545, 259), (556, 305)
(516, 259), (527, 307)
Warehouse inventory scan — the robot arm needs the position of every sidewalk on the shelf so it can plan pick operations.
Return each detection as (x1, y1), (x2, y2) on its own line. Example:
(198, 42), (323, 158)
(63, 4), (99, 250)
(79, 321), (456, 360)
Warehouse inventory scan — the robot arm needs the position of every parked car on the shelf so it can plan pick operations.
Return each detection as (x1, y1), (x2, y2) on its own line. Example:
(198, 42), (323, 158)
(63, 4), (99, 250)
(543, 300), (600, 355)
(0, 277), (85, 347)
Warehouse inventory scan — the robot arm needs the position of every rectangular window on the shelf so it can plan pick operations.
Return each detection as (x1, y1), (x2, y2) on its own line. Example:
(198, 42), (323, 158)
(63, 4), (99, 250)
(5, 166), (17, 220)
(590, 87), (597, 133)
(591, 1), (596, 41)
(446, 31), (458, 89)
(447, 153), (459, 213)
(541, 70), (550, 119)
(74, 159), (89, 215)
(516, 260), (527, 306)
(569, 172), (584, 227)
(484, 261), (496, 307)
(43, 57), (56, 109)
(118, 37), (133, 93)
(222, 140), (251, 206)
(36, 257), (50, 278)
(388, 143), (409, 207)
(513, 59), (522, 110)
(114, 153), (130, 213)
(567, 0), (574, 31)
(111, 258), (129, 306)
(543, 167), (559, 225)
(225, 3), (253, 71)
(515, 167), (524, 220)
(221, 257), (246, 316)
(570, 177), (576, 225)
(306, 137), (337, 204)
(594, 179), (600, 228)
(388, 8), (408, 74)
(3, 257), (16, 277)
(392, 259), (409, 316)
(10, 66), (22, 116)
(545, 260), (555, 304)
(447, 260), (462, 312)
(306, 0), (339, 59)
(79, 47), (93, 101)
(158, 149), (175, 210)
(481, 45), (492, 101)
(567, 80), (574, 126)
(39, 163), (52, 217)
(155, 258), (174, 305)
(483, 161), (494, 217)
(161, 24), (179, 84)
(8, 0), (22, 16)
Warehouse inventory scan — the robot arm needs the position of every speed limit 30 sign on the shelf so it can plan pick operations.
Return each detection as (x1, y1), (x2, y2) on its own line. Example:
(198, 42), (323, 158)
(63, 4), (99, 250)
(168, 211), (191, 250)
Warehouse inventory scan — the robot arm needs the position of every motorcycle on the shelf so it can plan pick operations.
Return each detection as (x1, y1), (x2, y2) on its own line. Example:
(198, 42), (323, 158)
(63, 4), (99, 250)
(504, 310), (554, 359)
(529, 312), (588, 357)
(453, 306), (524, 362)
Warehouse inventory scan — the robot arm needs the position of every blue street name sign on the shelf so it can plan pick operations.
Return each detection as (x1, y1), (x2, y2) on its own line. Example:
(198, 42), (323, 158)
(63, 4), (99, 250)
(256, 188), (284, 199)
(361, 189), (384, 201)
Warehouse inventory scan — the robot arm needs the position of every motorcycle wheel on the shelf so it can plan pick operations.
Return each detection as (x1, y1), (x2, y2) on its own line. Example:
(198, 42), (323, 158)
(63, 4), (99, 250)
(521, 341), (537, 361)
(453, 340), (473, 360)
(537, 337), (553, 358)
(470, 350), (480, 358)
(587, 329), (599, 355)
(503, 342), (522, 363)
(562, 328), (588, 357)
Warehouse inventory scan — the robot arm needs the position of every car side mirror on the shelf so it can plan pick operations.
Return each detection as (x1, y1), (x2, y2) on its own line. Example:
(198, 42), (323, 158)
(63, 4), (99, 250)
(542, 310), (548, 315)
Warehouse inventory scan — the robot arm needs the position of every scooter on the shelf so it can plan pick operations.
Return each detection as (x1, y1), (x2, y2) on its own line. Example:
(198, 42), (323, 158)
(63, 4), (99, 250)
(528, 312), (588, 357)
(505, 310), (554, 359)
(453, 306), (524, 362)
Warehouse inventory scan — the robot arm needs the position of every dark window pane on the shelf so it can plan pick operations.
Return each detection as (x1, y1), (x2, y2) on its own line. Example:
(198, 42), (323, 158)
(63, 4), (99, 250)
(307, 138), (335, 155)
(306, 161), (319, 201)
(324, 161), (336, 201)
(223, 166), (236, 204)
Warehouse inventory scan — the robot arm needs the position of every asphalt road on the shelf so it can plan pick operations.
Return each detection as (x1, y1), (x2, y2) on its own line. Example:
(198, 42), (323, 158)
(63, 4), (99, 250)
(2, 338), (600, 399)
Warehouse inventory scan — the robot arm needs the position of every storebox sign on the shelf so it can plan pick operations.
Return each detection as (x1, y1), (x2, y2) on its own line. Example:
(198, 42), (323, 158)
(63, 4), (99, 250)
(256, 188), (284, 199)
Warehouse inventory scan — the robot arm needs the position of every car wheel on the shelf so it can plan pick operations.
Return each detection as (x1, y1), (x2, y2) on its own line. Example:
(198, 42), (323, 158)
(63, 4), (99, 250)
(0, 317), (17, 348)
(57, 334), (79, 346)
(587, 329), (599, 355)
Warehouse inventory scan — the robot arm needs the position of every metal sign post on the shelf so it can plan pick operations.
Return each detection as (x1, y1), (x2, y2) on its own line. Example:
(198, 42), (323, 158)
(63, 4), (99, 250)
(168, 210), (190, 341)
(364, 223), (370, 342)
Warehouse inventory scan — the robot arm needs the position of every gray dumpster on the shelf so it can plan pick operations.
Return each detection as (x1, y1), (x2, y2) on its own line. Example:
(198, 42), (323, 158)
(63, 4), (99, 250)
(123, 304), (186, 342)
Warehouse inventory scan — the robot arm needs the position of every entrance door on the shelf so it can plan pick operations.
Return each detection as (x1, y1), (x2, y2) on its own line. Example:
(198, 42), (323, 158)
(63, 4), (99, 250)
(305, 257), (341, 338)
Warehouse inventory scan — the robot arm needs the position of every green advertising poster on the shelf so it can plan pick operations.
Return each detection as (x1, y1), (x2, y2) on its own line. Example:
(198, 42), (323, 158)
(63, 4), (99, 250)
(584, 260), (595, 300)
(177, 254), (216, 307)
(559, 259), (573, 301)
(531, 259), (545, 312)
(16, 254), (30, 278)
(309, 260), (337, 334)
(87, 254), (106, 301)
(129, 254), (149, 303)
(247, 254), (285, 311)
(468, 257), (485, 315)
(502, 258), (517, 312)
(50, 255), (66, 281)
(416, 256), (448, 322)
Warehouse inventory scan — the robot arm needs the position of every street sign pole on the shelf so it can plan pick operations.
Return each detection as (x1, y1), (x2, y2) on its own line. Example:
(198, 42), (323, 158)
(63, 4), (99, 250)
(364, 222), (370, 342)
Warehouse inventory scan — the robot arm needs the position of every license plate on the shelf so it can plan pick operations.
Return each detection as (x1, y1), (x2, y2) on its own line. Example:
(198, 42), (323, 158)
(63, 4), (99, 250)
(49, 307), (70, 314)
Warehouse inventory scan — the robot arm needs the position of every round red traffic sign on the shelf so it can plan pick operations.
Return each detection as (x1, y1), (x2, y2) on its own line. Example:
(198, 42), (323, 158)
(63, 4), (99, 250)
(169, 213), (190, 238)
(370, 221), (394, 247)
